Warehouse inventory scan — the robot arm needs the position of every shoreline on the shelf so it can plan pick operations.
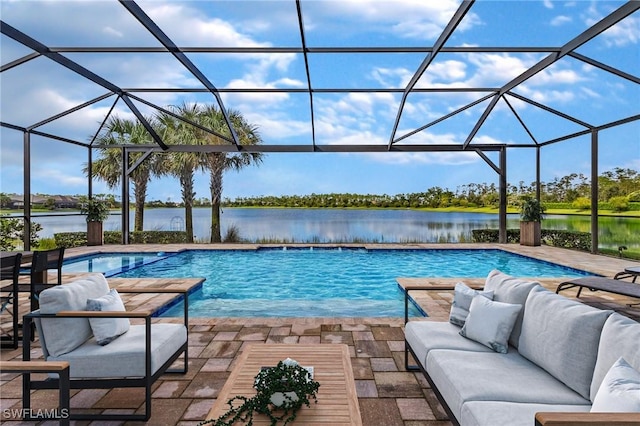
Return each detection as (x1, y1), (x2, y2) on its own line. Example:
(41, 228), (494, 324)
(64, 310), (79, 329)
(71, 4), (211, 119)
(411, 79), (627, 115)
(3, 205), (640, 218)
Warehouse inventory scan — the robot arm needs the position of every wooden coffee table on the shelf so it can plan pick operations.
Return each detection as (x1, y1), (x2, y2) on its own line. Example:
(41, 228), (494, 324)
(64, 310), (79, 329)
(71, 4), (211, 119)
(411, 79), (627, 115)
(206, 344), (362, 425)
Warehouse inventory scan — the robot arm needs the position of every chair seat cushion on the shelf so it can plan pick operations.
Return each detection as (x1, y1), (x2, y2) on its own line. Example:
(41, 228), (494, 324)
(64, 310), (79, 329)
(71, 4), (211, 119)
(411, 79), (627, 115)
(405, 321), (493, 368)
(47, 323), (187, 378)
(460, 401), (591, 426)
(426, 349), (590, 421)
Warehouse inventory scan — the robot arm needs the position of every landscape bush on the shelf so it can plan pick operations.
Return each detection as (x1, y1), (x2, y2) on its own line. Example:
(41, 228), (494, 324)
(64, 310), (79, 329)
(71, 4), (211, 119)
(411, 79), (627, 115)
(54, 230), (188, 248)
(472, 229), (591, 251)
(607, 196), (630, 212)
(571, 197), (591, 211)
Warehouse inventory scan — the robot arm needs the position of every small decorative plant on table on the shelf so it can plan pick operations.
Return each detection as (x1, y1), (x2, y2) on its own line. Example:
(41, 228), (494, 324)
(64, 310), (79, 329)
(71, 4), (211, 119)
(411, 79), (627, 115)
(199, 358), (320, 426)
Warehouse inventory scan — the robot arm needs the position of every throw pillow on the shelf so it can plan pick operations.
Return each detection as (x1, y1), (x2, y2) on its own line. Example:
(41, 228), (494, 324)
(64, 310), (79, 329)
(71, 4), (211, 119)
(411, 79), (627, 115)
(591, 357), (640, 412)
(38, 275), (110, 357)
(459, 295), (522, 354)
(449, 282), (494, 327)
(86, 288), (130, 345)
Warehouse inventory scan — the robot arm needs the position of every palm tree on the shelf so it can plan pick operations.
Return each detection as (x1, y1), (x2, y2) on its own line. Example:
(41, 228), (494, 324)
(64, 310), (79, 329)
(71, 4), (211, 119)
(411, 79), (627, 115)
(156, 103), (203, 243)
(199, 106), (263, 243)
(88, 116), (159, 232)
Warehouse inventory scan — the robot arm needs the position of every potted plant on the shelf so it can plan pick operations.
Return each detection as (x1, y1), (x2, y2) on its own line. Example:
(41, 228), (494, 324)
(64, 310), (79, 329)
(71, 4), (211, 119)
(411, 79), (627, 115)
(80, 197), (110, 246)
(519, 198), (545, 246)
(200, 358), (320, 426)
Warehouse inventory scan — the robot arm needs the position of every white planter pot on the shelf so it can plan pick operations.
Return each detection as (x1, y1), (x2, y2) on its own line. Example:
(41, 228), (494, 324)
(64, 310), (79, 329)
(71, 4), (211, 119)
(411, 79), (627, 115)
(270, 391), (298, 407)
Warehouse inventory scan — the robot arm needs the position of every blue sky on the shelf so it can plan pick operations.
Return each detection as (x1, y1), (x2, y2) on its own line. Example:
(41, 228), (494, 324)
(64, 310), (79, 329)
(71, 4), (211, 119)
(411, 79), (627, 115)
(1, 0), (638, 203)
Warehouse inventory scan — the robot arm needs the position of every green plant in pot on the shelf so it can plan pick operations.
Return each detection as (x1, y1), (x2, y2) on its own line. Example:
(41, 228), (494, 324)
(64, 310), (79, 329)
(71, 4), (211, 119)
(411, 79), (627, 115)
(199, 358), (320, 426)
(519, 198), (545, 246)
(80, 197), (110, 246)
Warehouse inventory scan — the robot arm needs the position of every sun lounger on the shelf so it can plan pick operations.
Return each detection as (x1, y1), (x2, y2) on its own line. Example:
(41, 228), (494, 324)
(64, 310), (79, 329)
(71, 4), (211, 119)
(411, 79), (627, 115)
(613, 266), (640, 283)
(556, 276), (640, 301)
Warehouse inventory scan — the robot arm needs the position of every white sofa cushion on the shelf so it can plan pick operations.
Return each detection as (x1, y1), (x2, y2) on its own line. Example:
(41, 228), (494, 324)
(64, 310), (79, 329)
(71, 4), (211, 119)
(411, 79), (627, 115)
(86, 288), (130, 345)
(483, 269), (540, 348)
(449, 282), (494, 327)
(459, 296), (521, 354)
(591, 357), (640, 412)
(460, 401), (591, 426)
(590, 312), (640, 401)
(426, 349), (590, 421)
(518, 286), (612, 400)
(405, 321), (493, 368)
(47, 323), (187, 378)
(39, 273), (110, 357)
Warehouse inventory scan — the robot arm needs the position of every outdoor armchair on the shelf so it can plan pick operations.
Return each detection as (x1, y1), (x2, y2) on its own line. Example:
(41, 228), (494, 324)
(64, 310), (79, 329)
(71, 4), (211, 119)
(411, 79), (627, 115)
(1, 252), (23, 349)
(21, 273), (189, 422)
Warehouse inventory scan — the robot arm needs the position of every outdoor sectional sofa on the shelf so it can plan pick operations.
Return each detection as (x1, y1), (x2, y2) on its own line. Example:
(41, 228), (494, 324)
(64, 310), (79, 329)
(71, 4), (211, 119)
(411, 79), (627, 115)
(404, 269), (640, 426)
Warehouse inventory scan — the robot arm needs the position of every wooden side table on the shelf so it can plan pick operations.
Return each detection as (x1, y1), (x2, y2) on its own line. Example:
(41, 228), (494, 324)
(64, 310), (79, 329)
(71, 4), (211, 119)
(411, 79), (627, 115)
(0, 360), (70, 426)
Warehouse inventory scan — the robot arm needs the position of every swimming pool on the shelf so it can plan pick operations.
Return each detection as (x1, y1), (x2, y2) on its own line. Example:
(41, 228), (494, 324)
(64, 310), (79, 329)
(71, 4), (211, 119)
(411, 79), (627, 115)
(91, 247), (593, 318)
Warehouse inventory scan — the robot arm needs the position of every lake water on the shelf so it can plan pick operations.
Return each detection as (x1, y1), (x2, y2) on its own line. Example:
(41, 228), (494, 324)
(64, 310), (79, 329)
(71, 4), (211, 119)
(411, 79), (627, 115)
(16, 207), (640, 249)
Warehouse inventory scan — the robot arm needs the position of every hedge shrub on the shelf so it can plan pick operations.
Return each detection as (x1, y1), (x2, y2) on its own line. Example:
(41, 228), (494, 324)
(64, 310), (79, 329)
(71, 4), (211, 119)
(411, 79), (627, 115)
(472, 228), (591, 251)
(54, 230), (188, 248)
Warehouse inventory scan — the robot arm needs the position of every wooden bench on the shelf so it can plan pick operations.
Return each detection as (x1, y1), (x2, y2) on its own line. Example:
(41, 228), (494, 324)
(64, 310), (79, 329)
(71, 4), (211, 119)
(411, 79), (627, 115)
(0, 360), (70, 426)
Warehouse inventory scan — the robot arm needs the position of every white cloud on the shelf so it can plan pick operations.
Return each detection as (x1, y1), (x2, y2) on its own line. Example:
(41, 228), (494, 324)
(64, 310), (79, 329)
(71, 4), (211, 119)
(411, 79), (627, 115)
(526, 67), (584, 86)
(33, 168), (86, 189)
(550, 15), (572, 26)
(599, 16), (639, 47)
(580, 87), (600, 99)
(543, 0), (554, 9)
(243, 111), (310, 140)
(303, 0), (480, 41)
(103, 26), (124, 38)
(583, 4), (639, 47)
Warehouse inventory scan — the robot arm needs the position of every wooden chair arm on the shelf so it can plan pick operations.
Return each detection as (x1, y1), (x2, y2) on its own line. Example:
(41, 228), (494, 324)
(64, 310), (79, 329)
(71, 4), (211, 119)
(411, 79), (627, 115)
(56, 310), (153, 318)
(535, 412), (640, 426)
(27, 310), (153, 319)
(404, 285), (458, 291)
(114, 287), (188, 294)
(0, 360), (69, 373)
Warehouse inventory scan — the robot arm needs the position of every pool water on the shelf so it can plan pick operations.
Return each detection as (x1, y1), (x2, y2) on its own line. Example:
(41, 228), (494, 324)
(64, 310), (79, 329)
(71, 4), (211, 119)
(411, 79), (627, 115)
(106, 248), (592, 318)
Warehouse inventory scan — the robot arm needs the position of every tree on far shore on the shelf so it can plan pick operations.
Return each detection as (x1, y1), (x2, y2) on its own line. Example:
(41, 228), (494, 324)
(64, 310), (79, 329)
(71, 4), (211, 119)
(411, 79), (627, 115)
(88, 116), (160, 232)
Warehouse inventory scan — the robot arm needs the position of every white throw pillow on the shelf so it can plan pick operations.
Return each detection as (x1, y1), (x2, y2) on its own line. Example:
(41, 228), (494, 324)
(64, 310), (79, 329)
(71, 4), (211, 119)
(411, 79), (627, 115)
(591, 357), (640, 412)
(459, 295), (522, 354)
(449, 282), (494, 327)
(86, 288), (130, 345)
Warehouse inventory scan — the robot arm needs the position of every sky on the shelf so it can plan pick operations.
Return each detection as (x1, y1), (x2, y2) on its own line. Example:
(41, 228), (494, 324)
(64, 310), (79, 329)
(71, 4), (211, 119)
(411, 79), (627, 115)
(1, 0), (639, 203)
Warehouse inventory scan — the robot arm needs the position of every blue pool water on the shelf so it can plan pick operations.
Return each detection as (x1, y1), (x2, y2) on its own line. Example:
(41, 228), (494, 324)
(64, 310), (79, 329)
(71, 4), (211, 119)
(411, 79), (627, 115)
(92, 248), (593, 318)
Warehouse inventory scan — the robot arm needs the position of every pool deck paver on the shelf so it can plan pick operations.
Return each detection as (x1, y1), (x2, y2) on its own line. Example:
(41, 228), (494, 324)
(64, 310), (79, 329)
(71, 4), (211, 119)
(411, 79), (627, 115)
(1, 243), (639, 425)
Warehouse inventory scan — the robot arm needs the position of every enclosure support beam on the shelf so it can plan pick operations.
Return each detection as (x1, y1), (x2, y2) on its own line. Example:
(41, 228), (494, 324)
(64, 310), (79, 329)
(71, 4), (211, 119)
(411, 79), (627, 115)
(23, 132), (31, 251)
(536, 147), (541, 200)
(121, 148), (130, 245)
(499, 147), (507, 244)
(591, 130), (599, 254)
